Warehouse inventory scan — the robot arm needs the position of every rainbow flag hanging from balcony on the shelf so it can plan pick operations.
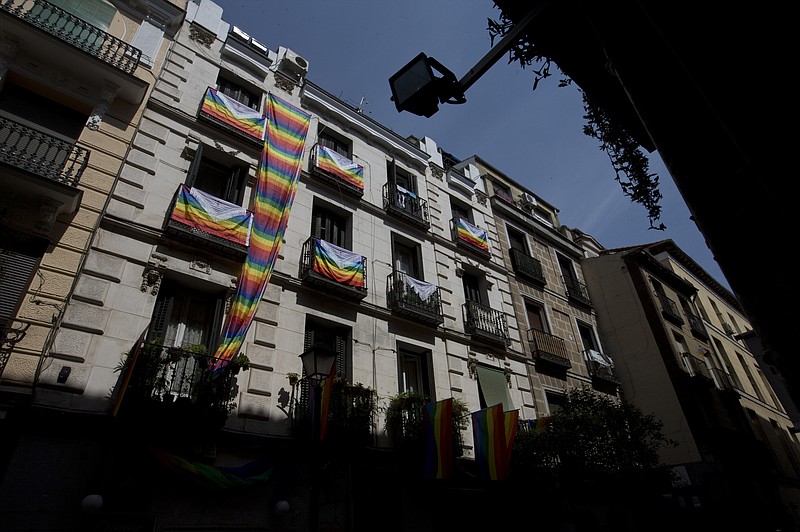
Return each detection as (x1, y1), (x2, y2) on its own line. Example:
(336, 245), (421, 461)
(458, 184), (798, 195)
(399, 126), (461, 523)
(201, 87), (266, 140)
(212, 94), (310, 372)
(312, 239), (366, 288)
(171, 185), (253, 247)
(455, 218), (489, 254)
(471, 404), (519, 480)
(314, 145), (364, 190)
(423, 398), (454, 479)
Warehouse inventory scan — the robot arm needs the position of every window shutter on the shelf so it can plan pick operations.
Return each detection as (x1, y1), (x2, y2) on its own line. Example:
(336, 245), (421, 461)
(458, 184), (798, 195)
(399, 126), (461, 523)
(224, 166), (246, 205)
(147, 294), (175, 344)
(208, 296), (226, 355)
(0, 250), (39, 328)
(185, 144), (204, 188)
(299, 328), (314, 408)
(335, 332), (347, 379)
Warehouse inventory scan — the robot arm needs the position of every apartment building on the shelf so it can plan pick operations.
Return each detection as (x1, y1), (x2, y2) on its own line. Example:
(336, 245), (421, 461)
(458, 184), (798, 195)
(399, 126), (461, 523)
(580, 239), (800, 531)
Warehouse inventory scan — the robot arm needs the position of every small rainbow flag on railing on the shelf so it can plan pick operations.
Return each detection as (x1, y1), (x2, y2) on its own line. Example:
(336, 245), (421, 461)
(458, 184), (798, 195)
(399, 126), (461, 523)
(212, 94), (310, 371)
(423, 398), (454, 479)
(313, 145), (364, 190)
(312, 238), (366, 288)
(200, 87), (266, 140)
(171, 185), (253, 247)
(455, 218), (489, 254)
(472, 404), (519, 480)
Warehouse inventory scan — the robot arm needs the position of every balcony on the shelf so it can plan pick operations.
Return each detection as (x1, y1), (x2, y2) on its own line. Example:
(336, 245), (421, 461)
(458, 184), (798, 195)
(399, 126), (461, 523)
(463, 301), (510, 347)
(299, 237), (367, 301)
(197, 87), (265, 144)
(585, 350), (621, 385)
(115, 343), (240, 427)
(0, 116), (88, 214)
(164, 185), (252, 258)
(656, 292), (684, 325)
(452, 217), (490, 258)
(386, 271), (443, 326)
(710, 367), (737, 393)
(682, 353), (713, 381)
(1, 0), (147, 103)
(563, 275), (592, 307)
(382, 183), (430, 230)
(509, 248), (546, 285)
(528, 329), (571, 369)
(310, 145), (364, 198)
(293, 378), (377, 448)
(685, 311), (709, 340)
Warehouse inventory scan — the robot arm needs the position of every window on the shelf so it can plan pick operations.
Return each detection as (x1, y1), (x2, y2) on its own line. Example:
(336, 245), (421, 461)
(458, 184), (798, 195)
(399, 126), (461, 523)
(304, 317), (351, 381)
(695, 298), (710, 321)
(507, 226), (528, 254)
(727, 313), (741, 334)
(397, 345), (432, 398)
(476, 365), (512, 411)
(712, 338), (743, 389)
(557, 254), (578, 285)
(577, 321), (598, 352)
(319, 131), (351, 158)
(311, 204), (349, 248)
(545, 390), (566, 415)
(450, 198), (472, 223)
(48, 0), (116, 32)
(147, 281), (226, 353)
(462, 271), (484, 305)
(533, 206), (553, 226)
(216, 76), (260, 110)
(525, 301), (547, 333)
(186, 144), (249, 205)
(493, 181), (514, 203)
(0, 235), (46, 329)
(392, 236), (422, 279)
(0, 83), (87, 141)
(387, 159), (417, 193)
(737, 352), (766, 402)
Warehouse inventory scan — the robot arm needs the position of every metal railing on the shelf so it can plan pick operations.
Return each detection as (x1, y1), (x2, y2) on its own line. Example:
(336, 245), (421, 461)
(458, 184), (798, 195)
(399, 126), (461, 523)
(685, 311), (708, 339)
(682, 352), (712, 380)
(382, 183), (430, 229)
(710, 366), (736, 391)
(528, 328), (571, 368)
(0, 116), (89, 186)
(463, 300), (510, 346)
(299, 237), (368, 300)
(562, 275), (592, 306)
(386, 271), (443, 325)
(656, 292), (684, 324)
(1, 0), (141, 74)
(510, 248), (545, 284)
(586, 357), (621, 385)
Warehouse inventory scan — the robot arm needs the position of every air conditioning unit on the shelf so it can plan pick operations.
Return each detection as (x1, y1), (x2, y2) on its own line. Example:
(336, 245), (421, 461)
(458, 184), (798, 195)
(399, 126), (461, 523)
(520, 192), (537, 208)
(276, 47), (309, 82)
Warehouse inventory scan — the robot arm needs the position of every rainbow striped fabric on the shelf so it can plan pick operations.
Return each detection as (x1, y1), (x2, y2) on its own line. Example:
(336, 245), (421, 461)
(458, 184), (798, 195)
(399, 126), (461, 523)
(212, 94), (311, 371)
(471, 404), (519, 480)
(171, 185), (253, 247)
(423, 398), (454, 479)
(200, 87), (266, 140)
(313, 145), (364, 190)
(455, 218), (489, 254)
(312, 239), (366, 288)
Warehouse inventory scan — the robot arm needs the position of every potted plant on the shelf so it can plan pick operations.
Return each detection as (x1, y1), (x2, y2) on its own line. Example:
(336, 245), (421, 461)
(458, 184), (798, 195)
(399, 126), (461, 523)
(287, 372), (300, 387)
(231, 353), (251, 373)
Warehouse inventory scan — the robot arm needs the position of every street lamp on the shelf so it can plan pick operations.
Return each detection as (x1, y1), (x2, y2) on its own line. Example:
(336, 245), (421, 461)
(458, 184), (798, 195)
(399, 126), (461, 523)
(298, 342), (337, 532)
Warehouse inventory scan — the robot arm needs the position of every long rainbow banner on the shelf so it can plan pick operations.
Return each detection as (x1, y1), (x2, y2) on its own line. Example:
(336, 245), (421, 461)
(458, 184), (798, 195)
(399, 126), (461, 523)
(312, 238), (366, 288)
(313, 145), (364, 190)
(212, 94), (311, 371)
(455, 218), (489, 254)
(471, 404), (519, 480)
(423, 398), (454, 479)
(171, 185), (253, 247)
(200, 87), (266, 140)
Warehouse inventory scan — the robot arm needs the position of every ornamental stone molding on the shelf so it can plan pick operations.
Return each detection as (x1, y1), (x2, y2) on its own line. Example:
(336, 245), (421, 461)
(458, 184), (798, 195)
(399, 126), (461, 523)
(475, 190), (488, 206)
(273, 72), (296, 94)
(86, 83), (120, 131)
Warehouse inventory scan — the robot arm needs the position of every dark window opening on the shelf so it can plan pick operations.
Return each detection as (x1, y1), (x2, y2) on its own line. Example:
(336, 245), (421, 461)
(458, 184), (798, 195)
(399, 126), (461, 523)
(0, 82), (87, 140)
(311, 204), (349, 248)
(217, 76), (260, 110)
(186, 144), (248, 205)
(319, 131), (351, 158)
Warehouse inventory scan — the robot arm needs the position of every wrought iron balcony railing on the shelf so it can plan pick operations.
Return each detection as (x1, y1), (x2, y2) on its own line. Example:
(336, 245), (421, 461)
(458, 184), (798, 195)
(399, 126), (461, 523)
(528, 328), (571, 369)
(299, 237), (368, 300)
(682, 352), (712, 381)
(509, 248), (546, 285)
(0, 116), (89, 186)
(452, 217), (490, 258)
(685, 311), (709, 340)
(310, 145), (364, 198)
(116, 343), (239, 420)
(710, 367), (737, 392)
(463, 301), (510, 347)
(386, 271), (443, 326)
(293, 377), (376, 447)
(585, 352), (621, 385)
(562, 275), (592, 307)
(163, 185), (252, 258)
(656, 292), (684, 325)
(382, 183), (430, 230)
(1, 0), (141, 74)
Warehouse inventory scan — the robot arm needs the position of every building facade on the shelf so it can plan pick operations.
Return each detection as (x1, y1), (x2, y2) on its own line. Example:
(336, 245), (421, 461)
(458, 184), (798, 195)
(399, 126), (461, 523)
(580, 239), (800, 530)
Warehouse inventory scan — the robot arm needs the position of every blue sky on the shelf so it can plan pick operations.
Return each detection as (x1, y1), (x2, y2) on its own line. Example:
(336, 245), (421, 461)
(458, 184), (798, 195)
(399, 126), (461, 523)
(214, 0), (730, 290)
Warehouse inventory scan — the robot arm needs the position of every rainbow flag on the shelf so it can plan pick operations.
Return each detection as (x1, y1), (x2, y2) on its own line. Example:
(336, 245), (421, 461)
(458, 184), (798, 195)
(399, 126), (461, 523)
(455, 218), (489, 254)
(171, 185), (253, 247)
(423, 398), (454, 479)
(314, 145), (364, 190)
(472, 404), (518, 480)
(312, 239), (366, 288)
(212, 94), (310, 371)
(317, 362), (337, 440)
(200, 87), (266, 140)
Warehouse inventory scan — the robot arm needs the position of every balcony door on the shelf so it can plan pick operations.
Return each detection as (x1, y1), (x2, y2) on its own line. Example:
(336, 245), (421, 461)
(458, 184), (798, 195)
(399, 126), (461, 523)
(311, 205), (348, 248)
(186, 144), (247, 205)
(148, 283), (224, 354)
(393, 239), (421, 280)
(462, 272), (483, 305)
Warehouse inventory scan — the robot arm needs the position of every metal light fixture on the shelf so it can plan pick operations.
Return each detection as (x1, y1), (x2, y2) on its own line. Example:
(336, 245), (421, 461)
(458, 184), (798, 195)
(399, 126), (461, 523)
(299, 341), (337, 382)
